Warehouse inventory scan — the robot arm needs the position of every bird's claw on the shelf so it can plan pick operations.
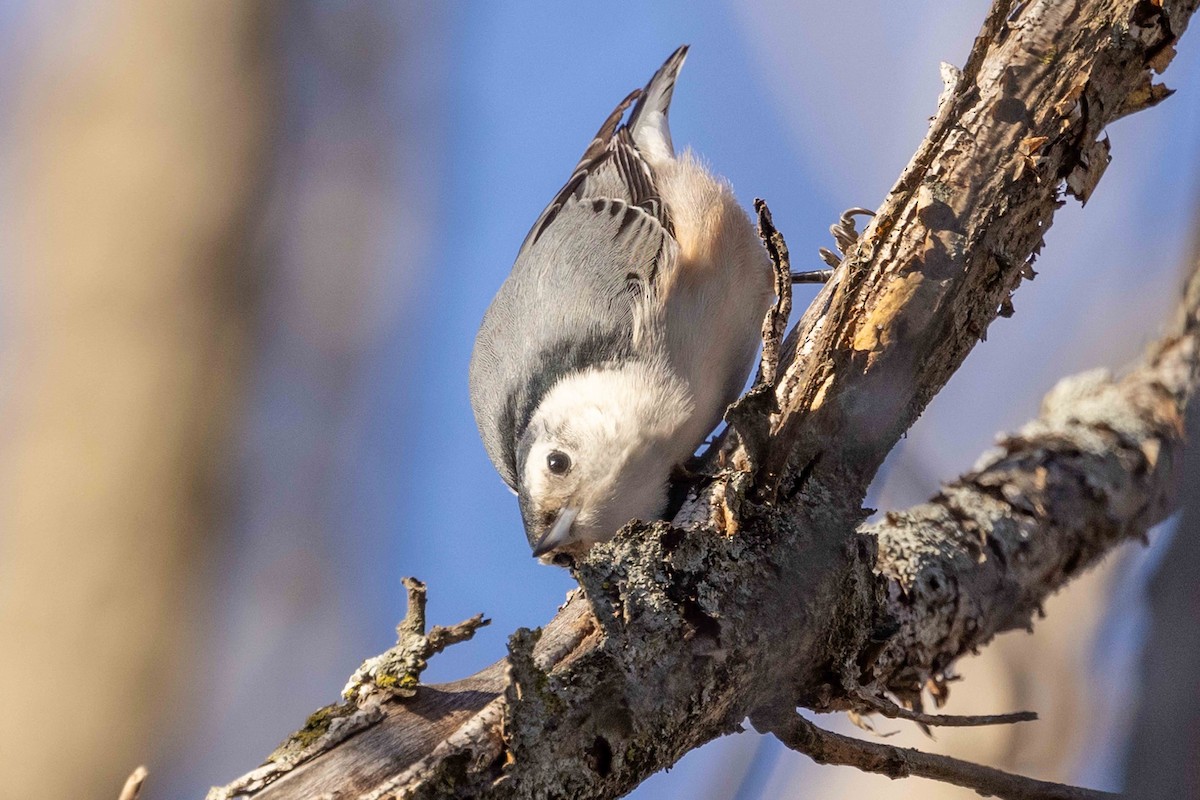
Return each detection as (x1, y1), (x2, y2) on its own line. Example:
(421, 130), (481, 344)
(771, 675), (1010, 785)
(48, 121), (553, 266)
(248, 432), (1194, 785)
(809, 207), (875, 274)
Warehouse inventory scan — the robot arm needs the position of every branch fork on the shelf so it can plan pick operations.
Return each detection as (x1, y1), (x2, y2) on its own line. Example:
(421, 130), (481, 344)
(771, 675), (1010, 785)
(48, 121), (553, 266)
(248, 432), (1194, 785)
(343, 577), (490, 705)
(750, 706), (1118, 800)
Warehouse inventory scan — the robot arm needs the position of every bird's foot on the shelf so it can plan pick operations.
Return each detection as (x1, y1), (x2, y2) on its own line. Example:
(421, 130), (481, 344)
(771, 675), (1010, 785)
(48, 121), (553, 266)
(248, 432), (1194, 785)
(813, 206), (874, 272)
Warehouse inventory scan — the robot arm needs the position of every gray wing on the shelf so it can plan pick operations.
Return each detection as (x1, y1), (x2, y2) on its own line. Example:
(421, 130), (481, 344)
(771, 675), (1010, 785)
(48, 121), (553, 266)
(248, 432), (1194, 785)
(523, 106), (673, 251)
(516, 43), (687, 265)
(469, 46), (689, 489)
(470, 195), (676, 489)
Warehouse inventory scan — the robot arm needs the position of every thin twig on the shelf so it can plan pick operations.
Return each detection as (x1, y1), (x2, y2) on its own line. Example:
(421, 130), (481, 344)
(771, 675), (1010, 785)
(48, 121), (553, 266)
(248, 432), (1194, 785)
(752, 709), (1118, 800)
(117, 766), (148, 800)
(753, 198), (792, 389)
(854, 689), (1038, 727)
(344, 577), (490, 703)
(718, 199), (795, 473)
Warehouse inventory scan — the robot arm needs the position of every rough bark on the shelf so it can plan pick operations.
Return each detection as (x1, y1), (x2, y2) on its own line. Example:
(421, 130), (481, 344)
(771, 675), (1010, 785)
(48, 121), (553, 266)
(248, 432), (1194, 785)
(205, 1), (1200, 798)
(865, 278), (1199, 703)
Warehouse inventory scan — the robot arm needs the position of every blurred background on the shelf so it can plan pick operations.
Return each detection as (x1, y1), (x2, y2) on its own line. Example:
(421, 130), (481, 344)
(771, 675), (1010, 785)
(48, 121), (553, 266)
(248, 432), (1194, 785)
(0, 2), (1197, 799)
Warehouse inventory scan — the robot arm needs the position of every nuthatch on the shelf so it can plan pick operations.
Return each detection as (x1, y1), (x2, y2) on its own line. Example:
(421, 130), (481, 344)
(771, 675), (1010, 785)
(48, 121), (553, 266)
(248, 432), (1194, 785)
(470, 46), (781, 564)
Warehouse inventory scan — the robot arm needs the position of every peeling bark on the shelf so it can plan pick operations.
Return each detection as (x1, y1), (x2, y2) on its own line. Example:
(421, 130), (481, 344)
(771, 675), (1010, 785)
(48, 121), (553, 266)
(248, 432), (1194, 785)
(865, 298), (1198, 705)
(203, 1), (1200, 798)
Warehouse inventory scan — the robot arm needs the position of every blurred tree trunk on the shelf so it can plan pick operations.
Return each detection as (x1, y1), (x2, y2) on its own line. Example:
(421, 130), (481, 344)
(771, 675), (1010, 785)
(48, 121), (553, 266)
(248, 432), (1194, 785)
(0, 4), (279, 799)
(1122, 369), (1200, 799)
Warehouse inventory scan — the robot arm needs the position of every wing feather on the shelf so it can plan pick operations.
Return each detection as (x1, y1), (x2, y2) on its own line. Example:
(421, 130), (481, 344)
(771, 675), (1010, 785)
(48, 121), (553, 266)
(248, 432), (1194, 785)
(470, 47), (691, 487)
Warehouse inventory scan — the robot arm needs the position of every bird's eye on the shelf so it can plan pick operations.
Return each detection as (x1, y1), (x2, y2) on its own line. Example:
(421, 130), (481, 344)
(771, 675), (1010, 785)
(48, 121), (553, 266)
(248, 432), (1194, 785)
(547, 450), (572, 475)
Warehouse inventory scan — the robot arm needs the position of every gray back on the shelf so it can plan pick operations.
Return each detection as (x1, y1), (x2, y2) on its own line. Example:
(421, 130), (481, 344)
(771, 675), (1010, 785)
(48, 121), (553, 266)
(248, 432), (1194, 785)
(468, 47), (687, 489)
(469, 194), (670, 488)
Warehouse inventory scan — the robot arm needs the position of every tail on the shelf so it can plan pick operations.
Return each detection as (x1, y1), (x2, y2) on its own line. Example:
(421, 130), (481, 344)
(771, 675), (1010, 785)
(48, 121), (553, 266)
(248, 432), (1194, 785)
(629, 45), (689, 163)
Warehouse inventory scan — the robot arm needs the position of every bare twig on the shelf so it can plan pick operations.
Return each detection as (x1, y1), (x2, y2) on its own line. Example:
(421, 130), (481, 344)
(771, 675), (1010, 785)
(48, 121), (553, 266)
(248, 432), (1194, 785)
(118, 766), (148, 800)
(753, 198), (793, 389)
(721, 199), (796, 475)
(752, 708), (1118, 800)
(851, 689), (1038, 728)
(343, 577), (490, 704)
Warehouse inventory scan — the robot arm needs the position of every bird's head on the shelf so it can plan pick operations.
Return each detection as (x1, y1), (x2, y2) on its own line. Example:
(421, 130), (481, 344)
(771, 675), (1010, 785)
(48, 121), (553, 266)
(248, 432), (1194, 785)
(515, 362), (693, 565)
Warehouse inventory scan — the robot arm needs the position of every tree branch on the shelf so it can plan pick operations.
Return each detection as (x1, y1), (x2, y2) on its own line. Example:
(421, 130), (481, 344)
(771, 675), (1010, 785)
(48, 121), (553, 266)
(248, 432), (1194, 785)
(861, 258), (1200, 703)
(204, 1), (1200, 798)
(751, 707), (1118, 800)
(759, 0), (1192, 495)
(849, 688), (1037, 728)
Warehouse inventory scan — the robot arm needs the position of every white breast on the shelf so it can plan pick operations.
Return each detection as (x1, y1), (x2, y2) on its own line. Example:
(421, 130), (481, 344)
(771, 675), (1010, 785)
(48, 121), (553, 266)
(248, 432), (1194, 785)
(654, 151), (774, 450)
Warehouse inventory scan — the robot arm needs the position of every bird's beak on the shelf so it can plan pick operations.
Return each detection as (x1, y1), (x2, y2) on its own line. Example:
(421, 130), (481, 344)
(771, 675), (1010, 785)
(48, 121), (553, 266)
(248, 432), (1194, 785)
(532, 507), (579, 558)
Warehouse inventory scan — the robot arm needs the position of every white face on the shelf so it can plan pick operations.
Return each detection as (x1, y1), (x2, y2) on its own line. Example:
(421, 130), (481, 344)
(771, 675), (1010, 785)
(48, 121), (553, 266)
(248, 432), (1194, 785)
(519, 433), (672, 563)
(516, 364), (694, 564)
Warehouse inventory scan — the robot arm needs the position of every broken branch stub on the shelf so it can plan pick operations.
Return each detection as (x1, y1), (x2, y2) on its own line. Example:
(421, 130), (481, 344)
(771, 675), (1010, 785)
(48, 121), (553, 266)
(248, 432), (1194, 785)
(345, 577), (490, 704)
